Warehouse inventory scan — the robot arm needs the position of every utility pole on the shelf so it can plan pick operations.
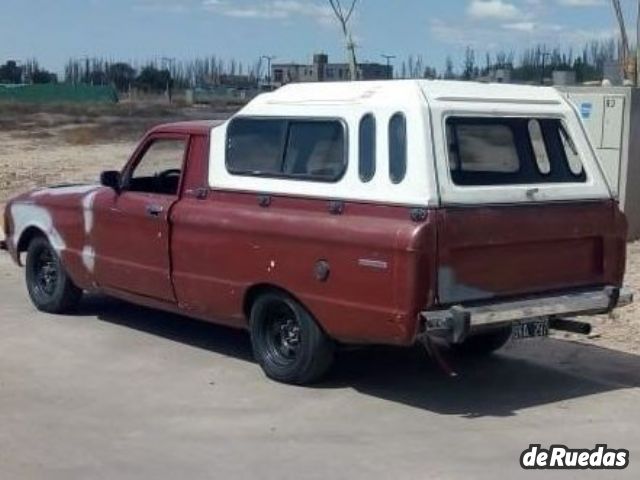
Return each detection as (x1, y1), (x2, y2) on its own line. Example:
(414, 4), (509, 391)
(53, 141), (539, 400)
(261, 55), (276, 86)
(540, 51), (550, 85)
(162, 57), (176, 104)
(381, 54), (396, 79)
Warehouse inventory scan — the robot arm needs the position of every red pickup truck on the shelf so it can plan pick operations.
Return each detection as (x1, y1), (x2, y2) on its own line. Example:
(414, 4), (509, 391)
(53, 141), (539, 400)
(2, 81), (633, 384)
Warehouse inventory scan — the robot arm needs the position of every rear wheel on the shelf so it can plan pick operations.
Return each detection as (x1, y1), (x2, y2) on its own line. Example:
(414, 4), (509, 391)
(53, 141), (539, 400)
(249, 292), (335, 385)
(25, 236), (82, 314)
(451, 326), (512, 356)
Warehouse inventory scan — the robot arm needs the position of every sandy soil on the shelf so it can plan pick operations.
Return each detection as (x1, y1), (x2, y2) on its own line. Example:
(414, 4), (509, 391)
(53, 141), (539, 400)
(0, 111), (637, 354)
(0, 130), (135, 205)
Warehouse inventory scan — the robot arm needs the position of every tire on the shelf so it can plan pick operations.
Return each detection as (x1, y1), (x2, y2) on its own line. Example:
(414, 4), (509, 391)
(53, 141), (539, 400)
(25, 236), (82, 314)
(451, 326), (512, 356)
(249, 292), (335, 385)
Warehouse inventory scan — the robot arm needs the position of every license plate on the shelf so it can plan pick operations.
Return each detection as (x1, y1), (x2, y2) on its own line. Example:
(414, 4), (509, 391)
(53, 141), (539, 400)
(512, 318), (550, 340)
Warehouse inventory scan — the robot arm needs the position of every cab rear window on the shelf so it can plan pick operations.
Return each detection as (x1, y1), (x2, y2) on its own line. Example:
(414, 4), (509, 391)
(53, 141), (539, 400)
(446, 117), (587, 186)
(226, 117), (346, 182)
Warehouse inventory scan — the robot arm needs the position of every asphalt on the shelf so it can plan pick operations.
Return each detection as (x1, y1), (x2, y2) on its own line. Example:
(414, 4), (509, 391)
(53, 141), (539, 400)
(1, 254), (639, 480)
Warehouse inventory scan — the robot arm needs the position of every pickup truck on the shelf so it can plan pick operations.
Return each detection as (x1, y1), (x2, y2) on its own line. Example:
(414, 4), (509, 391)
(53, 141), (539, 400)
(2, 80), (633, 385)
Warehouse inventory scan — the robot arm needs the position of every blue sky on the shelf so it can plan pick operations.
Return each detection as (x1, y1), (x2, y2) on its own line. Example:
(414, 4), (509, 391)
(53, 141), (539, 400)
(0, 0), (635, 75)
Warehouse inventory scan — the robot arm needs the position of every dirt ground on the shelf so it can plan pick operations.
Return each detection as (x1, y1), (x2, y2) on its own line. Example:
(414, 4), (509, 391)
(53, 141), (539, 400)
(0, 102), (231, 205)
(0, 104), (638, 354)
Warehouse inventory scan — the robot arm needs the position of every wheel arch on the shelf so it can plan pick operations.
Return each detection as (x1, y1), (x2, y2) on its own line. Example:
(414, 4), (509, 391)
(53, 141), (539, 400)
(15, 226), (48, 266)
(242, 283), (330, 335)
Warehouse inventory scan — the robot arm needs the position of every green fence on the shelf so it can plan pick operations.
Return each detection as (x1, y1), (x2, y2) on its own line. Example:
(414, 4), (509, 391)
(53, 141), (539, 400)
(0, 84), (118, 103)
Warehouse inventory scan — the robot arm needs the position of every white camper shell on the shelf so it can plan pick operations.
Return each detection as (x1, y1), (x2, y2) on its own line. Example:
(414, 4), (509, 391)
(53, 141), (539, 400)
(210, 80), (612, 207)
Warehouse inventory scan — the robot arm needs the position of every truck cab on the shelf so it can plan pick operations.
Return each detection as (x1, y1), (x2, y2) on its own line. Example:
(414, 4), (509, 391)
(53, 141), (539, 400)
(2, 80), (632, 385)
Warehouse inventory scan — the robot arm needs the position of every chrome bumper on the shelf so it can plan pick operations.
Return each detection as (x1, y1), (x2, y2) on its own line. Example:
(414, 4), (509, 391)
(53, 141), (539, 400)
(420, 286), (633, 344)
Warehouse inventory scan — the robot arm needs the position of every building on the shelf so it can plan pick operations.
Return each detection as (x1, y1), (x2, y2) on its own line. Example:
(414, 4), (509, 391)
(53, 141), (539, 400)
(271, 54), (392, 86)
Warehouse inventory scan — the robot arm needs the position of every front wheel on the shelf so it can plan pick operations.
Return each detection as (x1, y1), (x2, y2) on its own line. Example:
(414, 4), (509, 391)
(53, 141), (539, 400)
(25, 236), (82, 314)
(249, 292), (335, 385)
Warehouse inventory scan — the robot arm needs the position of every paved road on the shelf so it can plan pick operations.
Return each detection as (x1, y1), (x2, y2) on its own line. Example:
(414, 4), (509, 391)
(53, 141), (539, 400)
(1, 254), (639, 480)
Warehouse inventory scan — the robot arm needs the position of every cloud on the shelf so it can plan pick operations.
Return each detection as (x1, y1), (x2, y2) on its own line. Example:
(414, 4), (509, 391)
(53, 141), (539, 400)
(134, 0), (198, 13)
(557, 0), (606, 6)
(430, 14), (615, 52)
(202, 0), (334, 22)
(503, 21), (537, 32)
(467, 0), (521, 20)
(134, 0), (334, 23)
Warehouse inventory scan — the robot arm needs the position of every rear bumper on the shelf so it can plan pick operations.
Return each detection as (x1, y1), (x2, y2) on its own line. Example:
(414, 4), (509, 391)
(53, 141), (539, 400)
(420, 286), (633, 344)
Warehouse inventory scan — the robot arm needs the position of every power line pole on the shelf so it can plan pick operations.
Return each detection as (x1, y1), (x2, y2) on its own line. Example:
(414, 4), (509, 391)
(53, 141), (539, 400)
(540, 51), (550, 85)
(381, 54), (396, 79)
(261, 55), (275, 86)
(162, 57), (176, 104)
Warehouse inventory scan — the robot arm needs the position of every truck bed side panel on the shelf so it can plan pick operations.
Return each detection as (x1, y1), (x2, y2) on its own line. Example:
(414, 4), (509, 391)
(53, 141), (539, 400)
(170, 193), (437, 345)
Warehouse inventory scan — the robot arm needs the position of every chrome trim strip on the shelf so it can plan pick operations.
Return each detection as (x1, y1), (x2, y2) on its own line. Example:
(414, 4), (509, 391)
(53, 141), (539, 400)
(358, 259), (388, 270)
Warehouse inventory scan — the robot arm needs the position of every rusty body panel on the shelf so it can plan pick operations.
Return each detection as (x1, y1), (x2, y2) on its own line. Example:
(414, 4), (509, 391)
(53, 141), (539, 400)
(2, 120), (628, 348)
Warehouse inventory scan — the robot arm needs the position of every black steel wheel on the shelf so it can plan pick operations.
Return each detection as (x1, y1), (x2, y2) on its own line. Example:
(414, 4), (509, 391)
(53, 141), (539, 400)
(25, 236), (82, 314)
(250, 291), (334, 385)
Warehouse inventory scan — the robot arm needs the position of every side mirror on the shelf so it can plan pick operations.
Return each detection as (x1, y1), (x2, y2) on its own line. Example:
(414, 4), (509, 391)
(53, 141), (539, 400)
(100, 170), (121, 192)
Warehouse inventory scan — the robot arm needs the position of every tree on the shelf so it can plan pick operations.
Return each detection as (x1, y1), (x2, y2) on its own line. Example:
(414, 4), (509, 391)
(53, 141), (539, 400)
(444, 56), (455, 79)
(0, 61), (23, 83)
(463, 46), (476, 80)
(328, 0), (359, 81)
(107, 63), (136, 91)
(22, 60), (57, 84)
(31, 69), (58, 84)
(135, 66), (171, 92)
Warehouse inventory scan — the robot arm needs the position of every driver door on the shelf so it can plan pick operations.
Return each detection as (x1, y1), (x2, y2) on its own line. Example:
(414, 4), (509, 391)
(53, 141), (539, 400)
(92, 134), (188, 301)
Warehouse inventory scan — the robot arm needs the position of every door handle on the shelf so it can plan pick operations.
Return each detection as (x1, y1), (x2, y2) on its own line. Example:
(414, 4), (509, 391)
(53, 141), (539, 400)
(146, 204), (164, 217)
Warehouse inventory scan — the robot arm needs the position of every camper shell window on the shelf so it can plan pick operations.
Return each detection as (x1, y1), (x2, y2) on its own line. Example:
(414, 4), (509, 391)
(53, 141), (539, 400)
(226, 117), (347, 182)
(389, 113), (407, 184)
(446, 116), (587, 186)
(359, 114), (376, 182)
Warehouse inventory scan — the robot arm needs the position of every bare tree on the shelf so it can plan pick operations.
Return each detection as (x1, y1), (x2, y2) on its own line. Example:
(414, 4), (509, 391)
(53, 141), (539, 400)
(328, 0), (359, 81)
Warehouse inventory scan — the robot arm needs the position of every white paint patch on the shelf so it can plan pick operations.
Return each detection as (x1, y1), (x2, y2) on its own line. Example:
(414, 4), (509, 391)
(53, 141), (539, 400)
(30, 184), (99, 198)
(78, 189), (102, 273)
(81, 246), (96, 272)
(10, 203), (66, 252)
(11, 187), (101, 274)
(267, 260), (276, 273)
(81, 190), (100, 235)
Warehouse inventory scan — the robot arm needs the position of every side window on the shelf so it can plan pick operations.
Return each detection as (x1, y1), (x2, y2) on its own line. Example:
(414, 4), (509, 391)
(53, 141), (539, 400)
(227, 118), (286, 175)
(389, 113), (407, 184)
(359, 114), (376, 182)
(283, 121), (345, 180)
(128, 139), (186, 195)
(226, 117), (346, 182)
(446, 117), (587, 186)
